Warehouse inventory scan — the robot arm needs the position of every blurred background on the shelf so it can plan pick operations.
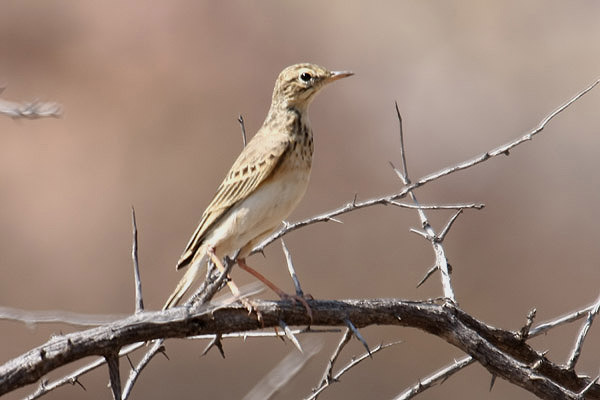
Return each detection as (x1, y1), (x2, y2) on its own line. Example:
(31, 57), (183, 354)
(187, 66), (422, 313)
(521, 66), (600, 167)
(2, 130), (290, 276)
(1, 1), (599, 399)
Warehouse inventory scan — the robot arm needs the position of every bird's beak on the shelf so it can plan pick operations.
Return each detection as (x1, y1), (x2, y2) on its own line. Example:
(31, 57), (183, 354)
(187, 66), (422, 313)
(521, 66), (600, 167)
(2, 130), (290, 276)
(328, 70), (354, 82)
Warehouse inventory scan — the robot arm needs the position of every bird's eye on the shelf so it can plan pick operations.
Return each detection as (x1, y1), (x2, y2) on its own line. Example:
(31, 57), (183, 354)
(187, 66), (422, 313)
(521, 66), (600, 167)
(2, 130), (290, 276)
(299, 72), (312, 82)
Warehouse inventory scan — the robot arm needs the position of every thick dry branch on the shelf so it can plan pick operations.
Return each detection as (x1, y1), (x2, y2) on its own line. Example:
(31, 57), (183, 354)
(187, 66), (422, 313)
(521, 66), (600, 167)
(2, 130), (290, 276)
(1, 299), (598, 400)
(394, 300), (598, 399)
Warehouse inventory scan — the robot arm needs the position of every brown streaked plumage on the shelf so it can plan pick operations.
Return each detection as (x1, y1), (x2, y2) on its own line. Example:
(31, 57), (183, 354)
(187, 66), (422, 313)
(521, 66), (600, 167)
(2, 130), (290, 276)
(164, 63), (352, 309)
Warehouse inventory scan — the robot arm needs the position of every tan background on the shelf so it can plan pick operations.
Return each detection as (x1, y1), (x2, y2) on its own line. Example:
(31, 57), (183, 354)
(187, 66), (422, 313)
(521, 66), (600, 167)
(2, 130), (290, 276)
(1, 1), (599, 399)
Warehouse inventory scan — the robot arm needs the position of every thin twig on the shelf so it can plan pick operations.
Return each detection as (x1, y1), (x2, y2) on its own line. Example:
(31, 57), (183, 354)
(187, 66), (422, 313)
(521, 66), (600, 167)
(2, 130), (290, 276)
(393, 356), (474, 400)
(530, 303), (597, 336)
(253, 77), (600, 256)
(131, 207), (144, 313)
(306, 341), (402, 400)
(566, 294), (600, 370)
(317, 328), (352, 391)
(389, 201), (484, 210)
(122, 340), (165, 399)
(391, 106), (456, 302)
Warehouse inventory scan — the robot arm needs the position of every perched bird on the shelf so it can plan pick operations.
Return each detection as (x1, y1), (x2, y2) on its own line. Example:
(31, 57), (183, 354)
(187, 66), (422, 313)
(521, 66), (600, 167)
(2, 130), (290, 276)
(164, 63), (353, 310)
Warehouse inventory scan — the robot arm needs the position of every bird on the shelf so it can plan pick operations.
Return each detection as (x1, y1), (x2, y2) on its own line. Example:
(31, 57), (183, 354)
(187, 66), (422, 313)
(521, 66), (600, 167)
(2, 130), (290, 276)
(163, 63), (353, 310)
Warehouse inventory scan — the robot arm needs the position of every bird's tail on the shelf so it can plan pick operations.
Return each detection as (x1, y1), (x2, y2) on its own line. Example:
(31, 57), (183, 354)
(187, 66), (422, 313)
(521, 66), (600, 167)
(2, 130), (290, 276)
(163, 254), (207, 310)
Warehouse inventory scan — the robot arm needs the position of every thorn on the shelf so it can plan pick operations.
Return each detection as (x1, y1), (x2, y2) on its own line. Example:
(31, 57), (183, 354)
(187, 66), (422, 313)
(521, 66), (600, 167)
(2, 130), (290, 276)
(202, 334), (226, 358)
(280, 320), (303, 353)
(125, 354), (135, 370)
(417, 265), (437, 288)
(352, 193), (358, 206)
(158, 345), (169, 360)
(73, 377), (87, 391)
(328, 217), (343, 224)
(409, 228), (429, 240)
(344, 318), (371, 358)
(273, 326), (286, 342)
(438, 209), (464, 241)
(489, 374), (497, 391)
(68, 377), (86, 391)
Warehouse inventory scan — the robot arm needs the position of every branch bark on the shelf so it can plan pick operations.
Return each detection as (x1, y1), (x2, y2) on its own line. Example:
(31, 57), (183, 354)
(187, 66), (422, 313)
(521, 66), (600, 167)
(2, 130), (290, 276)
(1, 299), (598, 400)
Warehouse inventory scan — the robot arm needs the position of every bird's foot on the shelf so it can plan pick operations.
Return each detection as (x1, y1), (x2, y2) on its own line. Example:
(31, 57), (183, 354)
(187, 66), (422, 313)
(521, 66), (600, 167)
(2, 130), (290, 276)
(239, 297), (264, 326)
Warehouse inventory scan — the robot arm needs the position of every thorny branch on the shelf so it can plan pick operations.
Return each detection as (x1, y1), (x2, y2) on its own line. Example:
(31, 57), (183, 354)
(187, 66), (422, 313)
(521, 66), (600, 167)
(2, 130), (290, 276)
(306, 341), (402, 400)
(3, 299), (600, 400)
(1, 77), (598, 400)
(390, 101), (456, 302)
(252, 77), (600, 255)
(394, 299), (600, 399)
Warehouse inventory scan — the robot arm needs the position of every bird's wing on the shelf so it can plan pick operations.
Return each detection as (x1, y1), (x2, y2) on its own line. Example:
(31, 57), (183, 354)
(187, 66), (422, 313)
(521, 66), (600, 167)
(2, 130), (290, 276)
(176, 132), (290, 269)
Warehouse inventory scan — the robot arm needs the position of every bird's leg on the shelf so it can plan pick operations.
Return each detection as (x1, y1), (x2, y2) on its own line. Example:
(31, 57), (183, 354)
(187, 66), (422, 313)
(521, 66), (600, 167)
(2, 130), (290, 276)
(237, 258), (313, 324)
(207, 247), (258, 319)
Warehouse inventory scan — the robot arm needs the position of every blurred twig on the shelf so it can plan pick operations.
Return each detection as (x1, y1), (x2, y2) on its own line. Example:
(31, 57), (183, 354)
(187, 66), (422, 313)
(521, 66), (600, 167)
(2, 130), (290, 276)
(0, 96), (61, 119)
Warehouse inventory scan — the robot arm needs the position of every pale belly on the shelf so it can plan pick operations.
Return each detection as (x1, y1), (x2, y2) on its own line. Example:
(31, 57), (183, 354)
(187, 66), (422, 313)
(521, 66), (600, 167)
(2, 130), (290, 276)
(205, 165), (311, 258)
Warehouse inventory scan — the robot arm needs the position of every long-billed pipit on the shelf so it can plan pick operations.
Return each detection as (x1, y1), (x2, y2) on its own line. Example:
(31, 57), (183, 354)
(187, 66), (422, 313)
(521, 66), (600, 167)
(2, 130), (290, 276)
(164, 63), (353, 310)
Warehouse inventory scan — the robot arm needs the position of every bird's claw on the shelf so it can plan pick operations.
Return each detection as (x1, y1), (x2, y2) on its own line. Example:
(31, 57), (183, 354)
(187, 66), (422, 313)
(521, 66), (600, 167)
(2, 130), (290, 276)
(239, 298), (264, 326)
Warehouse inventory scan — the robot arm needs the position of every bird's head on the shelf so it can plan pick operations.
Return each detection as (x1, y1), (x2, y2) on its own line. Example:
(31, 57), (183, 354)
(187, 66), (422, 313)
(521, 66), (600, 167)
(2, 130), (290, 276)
(271, 63), (353, 111)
